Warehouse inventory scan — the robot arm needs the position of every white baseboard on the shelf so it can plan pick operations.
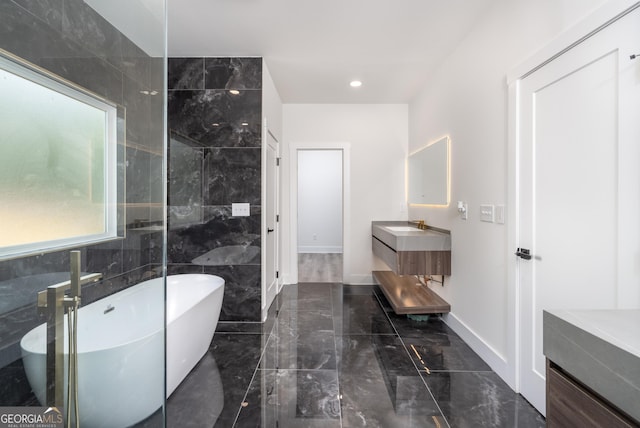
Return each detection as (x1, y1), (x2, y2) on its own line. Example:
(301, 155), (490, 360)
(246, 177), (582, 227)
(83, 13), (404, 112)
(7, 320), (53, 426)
(297, 246), (343, 253)
(442, 312), (515, 390)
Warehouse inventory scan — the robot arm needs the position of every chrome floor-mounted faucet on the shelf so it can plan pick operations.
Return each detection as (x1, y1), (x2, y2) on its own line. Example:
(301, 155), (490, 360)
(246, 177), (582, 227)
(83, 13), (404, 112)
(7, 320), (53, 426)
(36, 251), (102, 426)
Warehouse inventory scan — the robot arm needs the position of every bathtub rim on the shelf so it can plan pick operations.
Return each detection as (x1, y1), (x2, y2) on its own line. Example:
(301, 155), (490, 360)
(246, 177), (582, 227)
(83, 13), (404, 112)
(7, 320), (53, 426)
(20, 273), (225, 356)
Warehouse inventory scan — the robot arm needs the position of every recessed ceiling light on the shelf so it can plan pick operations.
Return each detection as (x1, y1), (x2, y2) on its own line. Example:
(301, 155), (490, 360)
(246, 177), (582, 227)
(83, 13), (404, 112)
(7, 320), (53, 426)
(212, 123), (220, 127)
(350, 80), (362, 88)
(241, 122), (249, 126)
(229, 89), (240, 95)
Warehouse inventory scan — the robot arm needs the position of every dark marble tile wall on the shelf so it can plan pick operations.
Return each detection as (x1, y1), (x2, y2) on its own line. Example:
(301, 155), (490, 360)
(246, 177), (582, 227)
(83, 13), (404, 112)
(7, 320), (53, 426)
(0, 0), (165, 405)
(168, 57), (263, 322)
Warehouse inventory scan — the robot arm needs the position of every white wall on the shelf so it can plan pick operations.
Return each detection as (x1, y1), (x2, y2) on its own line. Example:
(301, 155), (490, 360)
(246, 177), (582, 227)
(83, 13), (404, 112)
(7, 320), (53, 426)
(407, 0), (609, 385)
(262, 60), (283, 140)
(297, 150), (343, 253)
(282, 104), (408, 284)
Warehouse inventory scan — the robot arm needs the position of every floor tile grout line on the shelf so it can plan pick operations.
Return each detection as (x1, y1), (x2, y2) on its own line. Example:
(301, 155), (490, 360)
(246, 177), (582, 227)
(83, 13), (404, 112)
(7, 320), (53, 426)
(372, 289), (452, 428)
(230, 298), (284, 427)
(228, 298), (283, 427)
(330, 282), (345, 427)
(255, 367), (339, 372)
(428, 369), (495, 373)
(230, 352), (263, 428)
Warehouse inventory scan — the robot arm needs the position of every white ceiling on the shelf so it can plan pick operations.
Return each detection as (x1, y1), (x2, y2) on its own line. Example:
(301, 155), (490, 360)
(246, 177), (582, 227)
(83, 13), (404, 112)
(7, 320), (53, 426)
(168, 0), (497, 104)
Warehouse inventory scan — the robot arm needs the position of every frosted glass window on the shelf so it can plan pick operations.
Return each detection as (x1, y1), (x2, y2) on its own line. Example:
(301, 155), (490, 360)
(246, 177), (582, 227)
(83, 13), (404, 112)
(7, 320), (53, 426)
(0, 52), (121, 259)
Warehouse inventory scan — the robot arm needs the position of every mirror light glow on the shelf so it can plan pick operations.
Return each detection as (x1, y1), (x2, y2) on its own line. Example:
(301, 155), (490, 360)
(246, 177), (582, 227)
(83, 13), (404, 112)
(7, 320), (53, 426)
(407, 136), (450, 207)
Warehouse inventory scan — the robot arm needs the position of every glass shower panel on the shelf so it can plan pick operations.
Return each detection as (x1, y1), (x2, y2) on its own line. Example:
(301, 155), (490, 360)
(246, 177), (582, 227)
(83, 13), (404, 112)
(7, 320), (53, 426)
(0, 1), (167, 427)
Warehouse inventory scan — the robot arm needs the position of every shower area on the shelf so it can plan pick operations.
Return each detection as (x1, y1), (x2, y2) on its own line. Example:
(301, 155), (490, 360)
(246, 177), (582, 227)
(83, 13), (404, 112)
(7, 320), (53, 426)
(0, 1), (169, 426)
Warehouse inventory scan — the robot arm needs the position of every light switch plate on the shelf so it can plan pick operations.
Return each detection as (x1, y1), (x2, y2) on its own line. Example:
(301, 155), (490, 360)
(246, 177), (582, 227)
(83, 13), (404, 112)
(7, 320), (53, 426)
(495, 205), (505, 224)
(232, 203), (250, 217)
(480, 204), (494, 222)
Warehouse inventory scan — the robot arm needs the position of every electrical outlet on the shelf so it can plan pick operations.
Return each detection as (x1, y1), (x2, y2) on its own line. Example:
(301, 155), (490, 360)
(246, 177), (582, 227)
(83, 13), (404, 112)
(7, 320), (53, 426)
(480, 204), (494, 222)
(232, 203), (250, 217)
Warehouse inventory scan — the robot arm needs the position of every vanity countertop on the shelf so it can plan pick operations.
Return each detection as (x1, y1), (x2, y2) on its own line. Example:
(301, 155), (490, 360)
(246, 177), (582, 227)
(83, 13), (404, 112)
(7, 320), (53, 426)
(543, 309), (640, 422)
(371, 221), (451, 251)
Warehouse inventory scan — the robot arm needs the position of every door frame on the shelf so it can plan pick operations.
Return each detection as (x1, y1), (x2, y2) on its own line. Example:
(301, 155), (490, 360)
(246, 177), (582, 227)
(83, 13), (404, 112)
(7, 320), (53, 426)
(506, 0), (640, 402)
(289, 142), (351, 284)
(262, 125), (280, 320)
(261, 115), (282, 321)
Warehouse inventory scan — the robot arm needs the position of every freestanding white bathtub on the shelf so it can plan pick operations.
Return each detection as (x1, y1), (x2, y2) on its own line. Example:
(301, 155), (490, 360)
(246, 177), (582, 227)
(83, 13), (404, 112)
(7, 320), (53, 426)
(20, 274), (224, 428)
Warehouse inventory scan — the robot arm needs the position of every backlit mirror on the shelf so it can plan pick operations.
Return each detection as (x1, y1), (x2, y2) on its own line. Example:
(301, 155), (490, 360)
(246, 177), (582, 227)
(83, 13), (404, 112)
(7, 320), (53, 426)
(408, 136), (449, 206)
(0, 49), (125, 259)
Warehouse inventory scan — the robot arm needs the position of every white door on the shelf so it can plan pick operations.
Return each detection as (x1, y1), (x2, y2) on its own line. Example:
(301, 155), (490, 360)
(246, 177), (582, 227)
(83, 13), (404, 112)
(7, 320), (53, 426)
(265, 130), (279, 311)
(515, 6), (640, 414)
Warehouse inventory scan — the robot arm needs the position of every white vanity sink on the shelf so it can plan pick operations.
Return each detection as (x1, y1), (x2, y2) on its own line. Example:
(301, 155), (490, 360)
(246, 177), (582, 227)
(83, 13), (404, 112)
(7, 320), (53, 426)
(371, 221), (451, 275)
(372, 222), (451, 251)
(371, 221), (452, 315)
(385, 226), (423, 232)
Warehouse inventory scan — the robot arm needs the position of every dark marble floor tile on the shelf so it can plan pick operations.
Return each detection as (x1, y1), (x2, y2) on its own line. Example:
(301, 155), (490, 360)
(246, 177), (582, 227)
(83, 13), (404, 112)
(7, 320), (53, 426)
(166, 354), (225, 427)
(281, 282), (334, 297)
(334, 294), (396, 336)
(386, 314), (454, 339)
(336, 335), (444, 427)
(235, 369), (341, 428)
(279, 283), (334, 312)
(423, 372), (545, 428)
(260, 330), (337, 371)
(216, 321), (270, 334)
(340, 374), (445, 428)
(336, 335), (416, 377)
(209, 333), (265, 427)
(342, 285), (378, 296)
(372, 286), (394, 312)
(404, 334), (491, 372)
(277, 308), (335, 332)
(135, 353), (227, 428)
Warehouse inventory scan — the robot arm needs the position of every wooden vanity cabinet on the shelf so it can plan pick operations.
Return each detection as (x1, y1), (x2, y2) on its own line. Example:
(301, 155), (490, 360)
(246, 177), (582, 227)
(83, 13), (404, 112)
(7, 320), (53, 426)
(546, 360), (639, 428)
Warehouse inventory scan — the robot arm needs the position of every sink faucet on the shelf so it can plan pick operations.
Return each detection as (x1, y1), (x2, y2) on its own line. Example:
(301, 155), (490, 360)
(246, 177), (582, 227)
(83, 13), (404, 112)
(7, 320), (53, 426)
(417, 220), (427, 230)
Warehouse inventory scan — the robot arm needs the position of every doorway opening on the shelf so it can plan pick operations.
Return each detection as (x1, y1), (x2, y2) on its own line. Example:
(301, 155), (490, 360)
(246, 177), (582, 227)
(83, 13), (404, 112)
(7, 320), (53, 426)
(296, 149), (343, 283)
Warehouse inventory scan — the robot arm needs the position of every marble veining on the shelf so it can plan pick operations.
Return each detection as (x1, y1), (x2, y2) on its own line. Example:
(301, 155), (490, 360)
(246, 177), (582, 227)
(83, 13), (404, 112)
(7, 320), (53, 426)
(167, 56), (264, 322)
(10, 0), (64, 31)
(0, 0), (165, 406)
(204, 57), (262, 90)
(177, 283), (545, 427)
(168, 57), (262, 91)
(168, 58), (204, 90)
(203, 148), (261, 205)
(168, 89), (261, 148)
(192, 245), (260, 266)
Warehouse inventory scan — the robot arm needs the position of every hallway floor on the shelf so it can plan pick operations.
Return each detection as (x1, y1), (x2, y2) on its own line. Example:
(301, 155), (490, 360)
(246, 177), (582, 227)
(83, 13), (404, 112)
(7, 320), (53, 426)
(168, 283), (545, 427)
(298, 253), (343, 283)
